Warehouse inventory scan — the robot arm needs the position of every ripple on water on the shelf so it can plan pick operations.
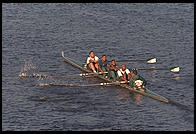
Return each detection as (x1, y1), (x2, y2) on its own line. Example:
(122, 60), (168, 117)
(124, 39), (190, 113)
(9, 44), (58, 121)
(2, 3), (194, 131)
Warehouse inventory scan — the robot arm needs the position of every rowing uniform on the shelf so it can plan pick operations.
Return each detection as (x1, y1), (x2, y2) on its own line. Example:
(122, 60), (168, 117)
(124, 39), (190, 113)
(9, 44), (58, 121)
(108, 64), (120, 81)
(98, 60), (109, 76)
(117, 69), (130, 80)
(86, 56), (99, 64)
(98, 60), (108, 70)
(86, 56), (99, 72)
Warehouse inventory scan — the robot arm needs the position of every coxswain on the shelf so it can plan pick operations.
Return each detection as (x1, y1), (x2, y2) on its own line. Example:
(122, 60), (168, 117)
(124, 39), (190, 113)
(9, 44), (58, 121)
(117, 64), (131, 83)
(86, 51), (100, 73)
(128, 69), (147, 90)
(107, 59), (120, 81)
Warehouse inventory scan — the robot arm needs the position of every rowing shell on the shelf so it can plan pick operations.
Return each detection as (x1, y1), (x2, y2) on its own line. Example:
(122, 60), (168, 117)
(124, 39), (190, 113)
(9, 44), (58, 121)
(61, 51), (169, 103)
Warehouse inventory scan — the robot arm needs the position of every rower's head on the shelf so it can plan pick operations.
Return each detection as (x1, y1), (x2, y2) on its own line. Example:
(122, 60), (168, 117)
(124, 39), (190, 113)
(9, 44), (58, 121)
(89, 51), (95, 58)
(101, 55), (106, 61)
(111, 60), (116, 65)
(121, 64), (126, 71)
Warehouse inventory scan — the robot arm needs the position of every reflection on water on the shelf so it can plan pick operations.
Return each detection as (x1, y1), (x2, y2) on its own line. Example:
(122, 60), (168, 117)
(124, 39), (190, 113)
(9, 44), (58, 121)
(29, 96), (72, 102)
(115, 87), (130, 102)
(2, 3), (194, 131)
(171, 73), (180, 80)
(134, 94), (143, 105)
(115, 87), (144, 105)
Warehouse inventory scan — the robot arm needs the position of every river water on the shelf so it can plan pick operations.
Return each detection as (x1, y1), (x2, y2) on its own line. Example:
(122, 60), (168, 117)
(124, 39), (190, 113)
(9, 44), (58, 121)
(2, 3), (194, 131)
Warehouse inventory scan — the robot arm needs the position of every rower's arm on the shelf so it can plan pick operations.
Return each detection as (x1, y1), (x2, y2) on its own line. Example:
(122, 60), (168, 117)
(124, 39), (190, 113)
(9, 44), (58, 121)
(107, 64), (119, 71)
(107, 64), (113, 70)
(94, 59), (99, 63)
(89, 59), (94, 63)
(94, 56), (99, 63)
(121, 74), (129, 81)
(107, 64), (110, 70)
(115, 66), (120, 71)
(117, 70), (128, 82)
(120, 76), (126, 81)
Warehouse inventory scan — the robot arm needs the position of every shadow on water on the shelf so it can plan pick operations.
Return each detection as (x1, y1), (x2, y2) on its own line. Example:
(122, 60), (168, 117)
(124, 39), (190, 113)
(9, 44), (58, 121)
(29, 96), (72, 102)
(169, 100), (194, 113)
(52, 106), (87, 113)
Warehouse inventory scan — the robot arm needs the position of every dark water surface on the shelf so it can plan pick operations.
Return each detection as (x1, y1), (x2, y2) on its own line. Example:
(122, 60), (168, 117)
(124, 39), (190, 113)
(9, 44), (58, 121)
(2, 3), (194, 131)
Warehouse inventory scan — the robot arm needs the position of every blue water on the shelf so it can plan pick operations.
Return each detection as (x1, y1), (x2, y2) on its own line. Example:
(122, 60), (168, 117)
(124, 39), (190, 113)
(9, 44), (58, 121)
(2, 3), (194, 131)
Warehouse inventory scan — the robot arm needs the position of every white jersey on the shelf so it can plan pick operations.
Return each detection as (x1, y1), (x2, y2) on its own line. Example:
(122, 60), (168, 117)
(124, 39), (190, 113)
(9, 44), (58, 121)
(86, 56), (99, 64)
(117, 69), (130, 77)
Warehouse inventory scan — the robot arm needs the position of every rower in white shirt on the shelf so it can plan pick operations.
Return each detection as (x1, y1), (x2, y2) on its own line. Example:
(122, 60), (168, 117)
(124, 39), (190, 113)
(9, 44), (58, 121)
(86, 51), (103, 73)
(117, 64), (131, 83)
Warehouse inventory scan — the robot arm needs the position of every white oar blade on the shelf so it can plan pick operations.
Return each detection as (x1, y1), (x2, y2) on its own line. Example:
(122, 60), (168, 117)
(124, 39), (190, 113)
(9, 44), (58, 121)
(147, 58), (156, 63)
(61, 51), (64, 57)
(170, 66), (180, 72)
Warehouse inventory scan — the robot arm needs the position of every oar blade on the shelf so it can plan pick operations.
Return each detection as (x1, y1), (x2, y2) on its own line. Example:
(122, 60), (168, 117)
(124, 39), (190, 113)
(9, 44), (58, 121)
(61, 51), (65, 57)
(147, 58), (156, 64)
(170, 66), (180, 72)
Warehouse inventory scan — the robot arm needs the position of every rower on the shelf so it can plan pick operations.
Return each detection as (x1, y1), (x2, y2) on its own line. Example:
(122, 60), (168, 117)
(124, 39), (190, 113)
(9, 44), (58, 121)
(117, 64), (131, 83)
(98, 55), (108, 75)
(128, 69), (147, 90)
(86, 51), (100, 73)
(107, 59), (120, 81)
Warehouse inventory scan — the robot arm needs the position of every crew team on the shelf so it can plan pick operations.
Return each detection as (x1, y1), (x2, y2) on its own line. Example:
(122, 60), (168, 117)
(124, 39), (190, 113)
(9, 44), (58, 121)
(86, 51), (146, 90)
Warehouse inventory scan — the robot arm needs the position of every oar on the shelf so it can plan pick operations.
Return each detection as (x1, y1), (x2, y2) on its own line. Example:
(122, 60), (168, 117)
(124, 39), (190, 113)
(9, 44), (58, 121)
(47, 72), (108, 78)
(38, 81), (127, 87)
(138, 66), (180, 73)
(115, 58), (156, 64)
(19, 72), (108, 78)
(82, 58), (156, 65)
(19, 73), (48, 78)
